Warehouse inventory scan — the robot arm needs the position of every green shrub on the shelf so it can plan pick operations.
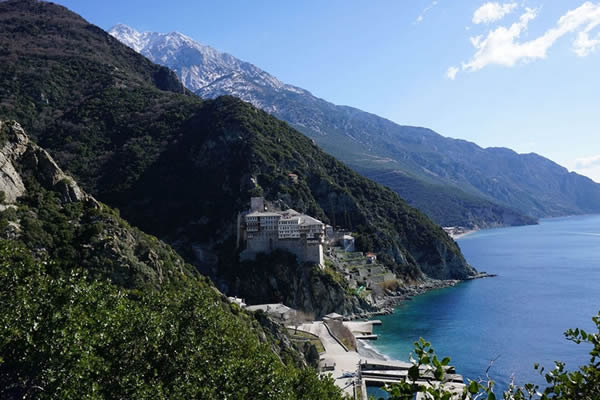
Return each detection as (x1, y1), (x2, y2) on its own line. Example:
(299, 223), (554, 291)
(0, 240), (345, 400)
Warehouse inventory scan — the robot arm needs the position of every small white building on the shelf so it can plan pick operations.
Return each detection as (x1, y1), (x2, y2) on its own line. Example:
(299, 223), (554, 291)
(366, 252), (377, 264)
(227, 296), (247, 308)
(246, 303), (297, 323)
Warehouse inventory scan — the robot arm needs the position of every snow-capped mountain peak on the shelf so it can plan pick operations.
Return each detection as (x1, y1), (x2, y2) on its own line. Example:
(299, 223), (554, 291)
(108, 24), (304, 100)
(109, 24), (148, 52)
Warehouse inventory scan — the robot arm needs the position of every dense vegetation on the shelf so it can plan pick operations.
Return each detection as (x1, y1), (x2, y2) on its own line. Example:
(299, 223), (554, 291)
(8, 175), (195, 289)
(0, 120), (343, 399)
(359, 167), (537, 229)
(0, 240), (344, 400)
(0, 121), (195, 289)
(0, 0), (475, 296)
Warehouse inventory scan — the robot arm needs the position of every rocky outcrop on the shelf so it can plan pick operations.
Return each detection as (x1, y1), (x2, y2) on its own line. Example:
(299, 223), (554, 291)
(0, 121), (29, 203)
(223, 251), (375, 318)
(414, 238), (477, 281)
(252, 310), (317, 368)
(0, 121), (92, 205)
(0, 120), (194, 289)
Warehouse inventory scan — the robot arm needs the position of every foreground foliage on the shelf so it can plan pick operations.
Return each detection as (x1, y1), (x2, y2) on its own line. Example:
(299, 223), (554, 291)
(0, 241), (344, 400)
(378, 315), (600, 400)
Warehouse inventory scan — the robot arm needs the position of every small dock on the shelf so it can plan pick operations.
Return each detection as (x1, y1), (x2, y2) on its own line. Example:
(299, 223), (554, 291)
(355, 334), (378, 340)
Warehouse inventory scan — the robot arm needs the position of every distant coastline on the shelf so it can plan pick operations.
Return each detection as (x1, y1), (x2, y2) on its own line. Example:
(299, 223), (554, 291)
(443, 226), (479, 240)
(450, 229), (478, 240)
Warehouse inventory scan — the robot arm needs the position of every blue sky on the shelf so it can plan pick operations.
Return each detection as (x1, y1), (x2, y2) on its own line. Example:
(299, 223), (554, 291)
(55, 0), (600, 182)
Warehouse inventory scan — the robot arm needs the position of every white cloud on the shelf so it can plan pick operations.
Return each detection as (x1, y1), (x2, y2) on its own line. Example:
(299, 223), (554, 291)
(574, 31), (600, 56)
(446, 66), (459, 79)
(575, 166), (600, 183)
(416, 1), (439, 24)
(456, 2), (600, 74)
(572, 155), (600, 183)
(462, 7), (538, 71)
(575, 154), (600, 169)
(473, 2), (518, 24)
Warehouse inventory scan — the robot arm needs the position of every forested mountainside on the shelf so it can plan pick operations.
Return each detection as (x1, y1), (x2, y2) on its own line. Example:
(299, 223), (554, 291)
(0, 120), (343, 399)
(0, 0), (475, 312)
(110, 25), (600, 226)
(357, 167), (536, 229)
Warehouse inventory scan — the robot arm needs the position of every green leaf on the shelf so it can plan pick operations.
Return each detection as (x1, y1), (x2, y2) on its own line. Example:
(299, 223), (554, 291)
(408, 365), (420, 381)
(468, 380), (479, 394)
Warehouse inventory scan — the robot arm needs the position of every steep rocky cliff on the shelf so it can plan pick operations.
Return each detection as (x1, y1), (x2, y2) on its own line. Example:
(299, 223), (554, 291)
(0, 121), (89, 203)
(0, 120), (195, 288)
(223, 251), (375, 317)
(0, 120), (370, 317)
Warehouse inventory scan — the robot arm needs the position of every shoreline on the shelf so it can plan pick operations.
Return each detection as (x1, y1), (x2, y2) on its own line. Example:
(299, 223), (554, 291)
(450, 228), (478, 240)
(345, 272), (497, 371)
(443, 226), (479, 240)
(302, 275), (498, 395)
(350, 272), (495, 320)
(356, 338), (391, 362)
(347, 216), (599, 392)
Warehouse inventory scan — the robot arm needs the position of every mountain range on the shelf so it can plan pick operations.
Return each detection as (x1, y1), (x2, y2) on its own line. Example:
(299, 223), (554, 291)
(109, 24), (600, 228)
(0, 0), (475, 320)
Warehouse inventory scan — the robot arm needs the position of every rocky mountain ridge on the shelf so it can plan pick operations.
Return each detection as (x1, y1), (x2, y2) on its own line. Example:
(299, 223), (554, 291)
(110, 24), (305, 105)
(109, 24), (600, 225)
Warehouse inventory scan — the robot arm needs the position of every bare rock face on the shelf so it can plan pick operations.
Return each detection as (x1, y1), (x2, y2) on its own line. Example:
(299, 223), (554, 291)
(225, 251), (376, 318)
(0, 121), (29, 202)
(0, 120), (93, 204)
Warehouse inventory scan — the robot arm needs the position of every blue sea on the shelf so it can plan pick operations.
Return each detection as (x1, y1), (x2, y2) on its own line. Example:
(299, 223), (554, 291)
(367, 215), (600, 398)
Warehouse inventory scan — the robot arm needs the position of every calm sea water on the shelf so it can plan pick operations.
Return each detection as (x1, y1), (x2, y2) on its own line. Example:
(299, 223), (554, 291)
(368, 215), (600, 397)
